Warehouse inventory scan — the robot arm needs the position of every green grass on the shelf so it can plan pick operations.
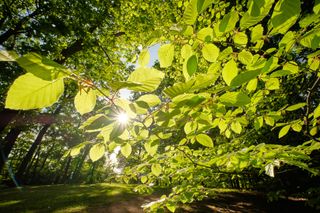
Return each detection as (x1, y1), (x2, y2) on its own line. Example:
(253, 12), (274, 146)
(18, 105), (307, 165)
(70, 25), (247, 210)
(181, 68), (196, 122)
(0, 183), (141, 212)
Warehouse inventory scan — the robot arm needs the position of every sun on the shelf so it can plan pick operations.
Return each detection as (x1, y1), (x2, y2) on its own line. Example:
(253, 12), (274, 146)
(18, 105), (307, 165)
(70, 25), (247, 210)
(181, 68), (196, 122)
(117, 112), (129, 124)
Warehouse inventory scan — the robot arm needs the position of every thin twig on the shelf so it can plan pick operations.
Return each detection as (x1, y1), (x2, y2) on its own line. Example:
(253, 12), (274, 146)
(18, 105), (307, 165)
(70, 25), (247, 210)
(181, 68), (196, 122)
(305, 76), (320, 142)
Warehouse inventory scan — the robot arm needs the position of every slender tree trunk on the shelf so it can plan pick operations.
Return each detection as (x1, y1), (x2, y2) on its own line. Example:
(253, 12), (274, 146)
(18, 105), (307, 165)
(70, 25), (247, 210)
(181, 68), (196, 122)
(88, 162), (96, 184)
(28, 147), (42, 184)
(62, 156), (72, 183)
(72, 147), (89, 182)
(0, 127), (22, 171)
(15, 105), (62, 183)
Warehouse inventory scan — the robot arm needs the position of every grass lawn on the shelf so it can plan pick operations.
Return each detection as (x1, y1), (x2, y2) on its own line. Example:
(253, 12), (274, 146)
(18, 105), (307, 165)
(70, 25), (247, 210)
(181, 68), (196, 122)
(0, 183), (153, 213)
(0, 184), (317, 213)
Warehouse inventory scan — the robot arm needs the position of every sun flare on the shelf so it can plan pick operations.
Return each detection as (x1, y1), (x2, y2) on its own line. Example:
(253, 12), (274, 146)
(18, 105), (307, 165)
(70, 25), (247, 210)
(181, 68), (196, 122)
(117, 112), (129, 124)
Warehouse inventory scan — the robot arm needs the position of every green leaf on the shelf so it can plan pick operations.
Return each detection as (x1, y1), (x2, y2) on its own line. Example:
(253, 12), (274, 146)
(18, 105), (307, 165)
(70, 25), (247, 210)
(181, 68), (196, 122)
(166, 201), (177, 213)
(251, 24), (264, 43)
(121, 143), (132, 158)
(5, 73), (64, 110)
(195, 134), (213, 147)
(285, 103), (306, 111)
(127, 67), (164, 92)
(158, 44), (174, 68)
(141, 176), (148, 184)
(246, 78), (258, 93)
(16, 53), (69, 80)
(230, 69), (261, 87)
(279, 31), (296, 52)
(314, 0), (320, 14)
(183, 0), (214, 24)
(138, 49), (150, 67)
(151, 164), (162, 176)
(314, 105), (320, 118)
(265, 78), (280, 90)
(136, 94), (161, 108)
(0, 50), (18, 61)
(184, 121), (197, 135)
(254, 116), (264, 130)
(222, 59), (238, 86)
(181, 44), (193, 59)
(197, 27), (213, 42)
(218, 11), (239, 33)
(268, 0), (301, 35)
(240, 0), (275, 30)
(299, 28), (320, 50)
(74, 89), (97, 115)
(202, 43), (220, 62)
(238, 50), (253, 65)
(183, 0), (199, 25)
(234, 32), (248, 46)
(219, 92), (251, 107)
(144, 141), (158, 156)
(172, 93), (207, 107)
(292, 123), (302, 132)
(264, 116), (275, 126)
(279, 125), (291, 138)
(164, 79), (196, 98)
(187, 55), (198, 76)
(231, 121), (242, 134)
(310, 127), (318, 136)
(89, 143), (105, 162)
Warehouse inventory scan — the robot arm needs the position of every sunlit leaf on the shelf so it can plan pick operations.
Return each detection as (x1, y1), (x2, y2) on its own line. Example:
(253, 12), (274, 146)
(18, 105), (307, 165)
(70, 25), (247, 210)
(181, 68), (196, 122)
(138, 49), (150, 67)
(187, 55), (198, 76)
(74, 89), (97, 115)
(268, 0), (301, 35)
(234, 32), (248, 46)
(265, 78), (280, 90)
(5, 73), (64, 110)
(0, 50), (18, 61)
(279, 125), (291, 138)
(240, 0), (274, 30)
(121, 143), (132, 158)
(136, 94), (161, 108)
(231, 121), (242, 134)
(158, 44), (174, 68)
(16, 53), (69, 80)
(89, 143), (105, 162)
(230, 69), (260, 87)
(127, 67), (164, 92)
(219, 92), (251, 107)
(202, 43), (219, 62)
(151, 164), (162, 176)
(222, 59), (238, 86)
(285, 103), (306, 111)
(195, 134), (213, 147)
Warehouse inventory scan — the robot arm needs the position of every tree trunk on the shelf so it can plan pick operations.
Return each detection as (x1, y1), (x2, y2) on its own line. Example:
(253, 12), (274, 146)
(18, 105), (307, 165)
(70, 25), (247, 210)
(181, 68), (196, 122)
(15, 105), (62, 184)
(61, 156), (72, 184)
(0, 127), (22, 171)
(71, 147), (89, 182)
(0, 109), (18, 133)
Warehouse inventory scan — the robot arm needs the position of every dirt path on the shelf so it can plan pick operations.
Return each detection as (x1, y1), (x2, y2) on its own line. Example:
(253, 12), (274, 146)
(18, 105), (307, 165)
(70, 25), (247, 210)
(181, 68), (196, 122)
(85, 191), (317, 213)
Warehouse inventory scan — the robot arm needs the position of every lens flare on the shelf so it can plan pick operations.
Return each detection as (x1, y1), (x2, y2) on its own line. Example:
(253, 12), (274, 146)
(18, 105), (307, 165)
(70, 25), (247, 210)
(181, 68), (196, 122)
(117, 112), (129, 124)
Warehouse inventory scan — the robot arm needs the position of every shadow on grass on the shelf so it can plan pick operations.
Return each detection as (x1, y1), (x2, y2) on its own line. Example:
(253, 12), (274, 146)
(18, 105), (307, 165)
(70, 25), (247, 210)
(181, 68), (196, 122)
(179, 190), (318, 213)
(0, 183), (148, 213)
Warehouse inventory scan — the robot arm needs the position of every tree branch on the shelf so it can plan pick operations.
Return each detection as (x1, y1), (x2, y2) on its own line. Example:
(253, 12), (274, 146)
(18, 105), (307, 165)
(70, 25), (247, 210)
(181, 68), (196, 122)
(304, 76), (320, 142)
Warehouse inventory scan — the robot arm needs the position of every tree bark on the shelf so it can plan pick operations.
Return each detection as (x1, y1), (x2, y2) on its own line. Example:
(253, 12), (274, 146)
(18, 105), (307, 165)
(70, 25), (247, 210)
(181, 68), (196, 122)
(0, 109), (18, 133)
